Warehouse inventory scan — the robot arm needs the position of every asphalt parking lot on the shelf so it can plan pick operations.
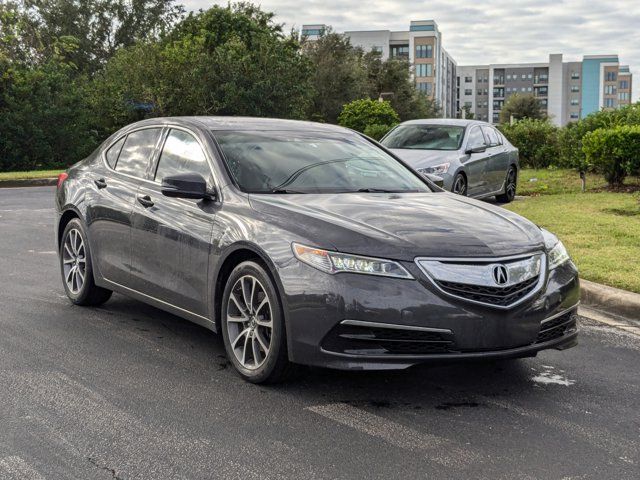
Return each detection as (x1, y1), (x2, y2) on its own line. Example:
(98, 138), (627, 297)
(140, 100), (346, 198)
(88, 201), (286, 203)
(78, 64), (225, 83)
(1, 186), (639, 479)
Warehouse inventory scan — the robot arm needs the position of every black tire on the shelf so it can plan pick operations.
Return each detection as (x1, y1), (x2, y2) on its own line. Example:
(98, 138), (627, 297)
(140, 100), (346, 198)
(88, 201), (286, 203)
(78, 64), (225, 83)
(451, 172), (468, 196)
(496, 166), (517, 203)
(221, 261), (296, 384)
(59, 218), (112, 306)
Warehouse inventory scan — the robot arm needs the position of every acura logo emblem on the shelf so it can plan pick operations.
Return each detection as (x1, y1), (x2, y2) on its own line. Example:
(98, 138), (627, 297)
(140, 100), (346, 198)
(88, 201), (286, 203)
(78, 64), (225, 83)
(492, 265), (509, 285)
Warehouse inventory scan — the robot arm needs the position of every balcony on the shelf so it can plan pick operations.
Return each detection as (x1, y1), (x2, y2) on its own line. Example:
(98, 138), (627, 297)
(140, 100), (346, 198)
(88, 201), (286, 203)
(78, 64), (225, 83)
(493, 77), (505, 85)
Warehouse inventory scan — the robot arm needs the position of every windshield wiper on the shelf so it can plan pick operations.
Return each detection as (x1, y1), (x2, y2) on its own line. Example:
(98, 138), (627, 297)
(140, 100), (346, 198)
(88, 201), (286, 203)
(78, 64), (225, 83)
(356, 188), (420, 193)
(270, 188), (308, 194)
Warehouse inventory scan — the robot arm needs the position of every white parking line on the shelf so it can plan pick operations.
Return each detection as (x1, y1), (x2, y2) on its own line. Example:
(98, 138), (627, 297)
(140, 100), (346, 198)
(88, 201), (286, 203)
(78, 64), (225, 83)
(306, 402), (479, 469)
(0, 456), (45, 480)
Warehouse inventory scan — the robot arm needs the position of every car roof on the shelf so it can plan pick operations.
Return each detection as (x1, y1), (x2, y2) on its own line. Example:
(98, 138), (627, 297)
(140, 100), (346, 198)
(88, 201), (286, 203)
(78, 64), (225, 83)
(124, 116), (351, 133)
(397, 118), (490, 127)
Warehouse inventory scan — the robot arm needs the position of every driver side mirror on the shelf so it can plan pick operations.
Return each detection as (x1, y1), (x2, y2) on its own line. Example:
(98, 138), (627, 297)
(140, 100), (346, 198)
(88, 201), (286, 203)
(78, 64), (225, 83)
(465, 145), (487, 155)
(161, 173), (213, 200)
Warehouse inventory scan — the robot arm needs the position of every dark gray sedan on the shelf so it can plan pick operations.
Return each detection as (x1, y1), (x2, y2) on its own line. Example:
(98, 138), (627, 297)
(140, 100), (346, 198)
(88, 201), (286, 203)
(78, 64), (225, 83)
(381, 119), (519, 202)
(55, 117), (579, 383)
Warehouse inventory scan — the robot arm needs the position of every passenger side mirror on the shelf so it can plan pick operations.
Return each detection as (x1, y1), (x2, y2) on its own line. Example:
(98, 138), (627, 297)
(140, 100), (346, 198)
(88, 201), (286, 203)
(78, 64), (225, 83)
(465, 145), (487, 155)
(423, 173), (444, 188)
(161, 173), (210, 200)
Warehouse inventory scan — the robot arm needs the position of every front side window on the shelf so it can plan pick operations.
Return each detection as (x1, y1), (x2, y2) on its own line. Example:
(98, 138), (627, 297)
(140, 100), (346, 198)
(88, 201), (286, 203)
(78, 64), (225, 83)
(214, 131), (430, 194)
(483, 127), (501, 146)
(381, 125), (465, 151)
(115, 128), (162, 178)
(466, 126), (486, 149)
(155, 129), (212, 185)
(105, 137), (125, 169)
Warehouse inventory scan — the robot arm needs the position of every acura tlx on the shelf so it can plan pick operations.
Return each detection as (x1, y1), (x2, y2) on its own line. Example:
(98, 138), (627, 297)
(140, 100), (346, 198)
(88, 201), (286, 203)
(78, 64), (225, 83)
(55, 117), (579, 383)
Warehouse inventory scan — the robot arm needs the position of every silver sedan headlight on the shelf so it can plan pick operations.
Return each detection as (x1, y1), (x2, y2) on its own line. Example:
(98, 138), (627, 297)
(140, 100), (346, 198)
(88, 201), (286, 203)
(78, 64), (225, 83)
(292, 243), (414, 279)
(417, 162), (450, 175)
(541, 229), (571, 270)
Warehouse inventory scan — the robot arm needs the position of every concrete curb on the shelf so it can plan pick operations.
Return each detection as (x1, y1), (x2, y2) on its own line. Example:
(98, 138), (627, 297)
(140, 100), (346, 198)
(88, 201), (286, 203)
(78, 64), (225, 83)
(580, 279), (640, 322)
(0, 178), (57, 188)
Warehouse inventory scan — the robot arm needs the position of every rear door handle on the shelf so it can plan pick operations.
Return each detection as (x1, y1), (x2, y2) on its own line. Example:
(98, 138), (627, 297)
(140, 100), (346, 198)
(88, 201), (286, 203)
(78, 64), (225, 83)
(94, 178), (107, 189)
(137, 195), (154, 208)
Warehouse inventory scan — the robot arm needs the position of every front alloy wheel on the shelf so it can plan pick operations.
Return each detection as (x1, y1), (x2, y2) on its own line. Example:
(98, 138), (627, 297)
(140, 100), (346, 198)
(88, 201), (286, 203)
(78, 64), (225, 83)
(452, 173), (467, 196)
(221, 261), (294, 383)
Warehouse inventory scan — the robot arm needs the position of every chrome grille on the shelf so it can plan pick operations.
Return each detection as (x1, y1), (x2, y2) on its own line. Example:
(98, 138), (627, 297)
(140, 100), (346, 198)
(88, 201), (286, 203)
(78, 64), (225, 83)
(416, 253), (546, 309)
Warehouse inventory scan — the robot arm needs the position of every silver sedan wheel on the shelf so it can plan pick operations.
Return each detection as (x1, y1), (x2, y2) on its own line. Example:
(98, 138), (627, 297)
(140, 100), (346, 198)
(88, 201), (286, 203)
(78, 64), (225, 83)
(226, 275), (273, 370)
(452, 174), (467, 195)
(62, 228), (86, 294)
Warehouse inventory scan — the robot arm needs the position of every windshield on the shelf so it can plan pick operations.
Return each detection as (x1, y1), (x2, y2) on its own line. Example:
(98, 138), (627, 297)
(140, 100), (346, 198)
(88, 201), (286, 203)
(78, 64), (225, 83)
(381, 124), (465, 151)
(213, 130), (431, 194)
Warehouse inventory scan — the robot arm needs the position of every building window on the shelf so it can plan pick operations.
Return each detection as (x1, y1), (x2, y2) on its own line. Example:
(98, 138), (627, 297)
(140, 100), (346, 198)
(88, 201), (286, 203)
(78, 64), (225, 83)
(416, 44), (433, 58)
(464, 89), (473, 95)
(527, 74), (533, 79)
(619, 80), (629, 89)
(371, 46), (383, 54)
(605, 71), (617, 82)
(604, 98), (615, 108)
(493, 88), (504, 97)
(570, 99), (579, 106)
(570, 112), (579, 119)
(571, 72), (580, 79)
(604, 85), (617, 95)
(417, 82), (433, 95)
(390, 45), (409, 58)
(415, 64), (433, 77)
(571, 85), (580, 93)
(464, 101), (472, 108)
(464, 76), (473, 83)
(619, 92), (630, 101)
(521, 74), (526, 80)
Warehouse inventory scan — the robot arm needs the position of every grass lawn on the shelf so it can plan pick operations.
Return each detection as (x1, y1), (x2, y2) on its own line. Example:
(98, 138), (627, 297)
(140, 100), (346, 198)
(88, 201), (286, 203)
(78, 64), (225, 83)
(518, 168), (640, 196)
(0, 169), (64, 181)
(506, 192), (640, 293)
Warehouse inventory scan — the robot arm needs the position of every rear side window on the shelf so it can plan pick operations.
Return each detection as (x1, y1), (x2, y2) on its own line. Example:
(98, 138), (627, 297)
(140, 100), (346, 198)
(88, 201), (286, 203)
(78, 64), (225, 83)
(115, 128), (162, 178)
(154, 129), (212, 185)
(105, 137), (125, 169)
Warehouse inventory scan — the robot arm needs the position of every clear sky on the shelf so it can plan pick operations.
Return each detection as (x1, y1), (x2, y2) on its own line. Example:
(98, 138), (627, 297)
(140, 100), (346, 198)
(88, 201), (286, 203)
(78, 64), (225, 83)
(183, 0), (639, 101)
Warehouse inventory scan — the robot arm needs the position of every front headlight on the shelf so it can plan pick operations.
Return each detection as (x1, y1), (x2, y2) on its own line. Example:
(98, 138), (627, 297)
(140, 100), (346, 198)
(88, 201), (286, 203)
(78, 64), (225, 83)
(418, 162), (450, 175)
(292, 243), (414, 279)
(541, 229), (570, 270)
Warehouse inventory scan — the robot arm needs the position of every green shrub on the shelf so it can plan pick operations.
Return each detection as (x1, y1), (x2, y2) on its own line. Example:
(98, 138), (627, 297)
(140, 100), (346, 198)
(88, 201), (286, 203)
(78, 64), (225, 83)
(558, 103), (640, 171)
(338, 99), (400, 133)
(582, 125), (640, 186)
(498, 119), (560, 169)
(363, 124), (394, 140)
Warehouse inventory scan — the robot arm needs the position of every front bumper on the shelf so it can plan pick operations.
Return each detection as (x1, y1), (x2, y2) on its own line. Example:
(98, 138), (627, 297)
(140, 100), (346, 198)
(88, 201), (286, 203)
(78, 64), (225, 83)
(278, 258), (580, 370)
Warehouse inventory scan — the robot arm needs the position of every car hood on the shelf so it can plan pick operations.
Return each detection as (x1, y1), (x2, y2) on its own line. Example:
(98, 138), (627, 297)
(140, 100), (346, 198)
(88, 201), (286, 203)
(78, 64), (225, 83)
(249, 192), (544, 261)
(389, 149), (460, 169)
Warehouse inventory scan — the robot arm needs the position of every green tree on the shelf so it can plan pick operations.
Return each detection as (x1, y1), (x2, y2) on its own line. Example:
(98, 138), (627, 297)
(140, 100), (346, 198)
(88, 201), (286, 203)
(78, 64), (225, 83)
(582, 125), (640, 186)
(458, 104), (474, 120)
(363, 51), (439, 120)
(338, 99), (399, 133)
(302, 30), (368, 123)
(1, 0), (184, 72)
(90, 3), (313, 134)
(499, 93), (546, 124)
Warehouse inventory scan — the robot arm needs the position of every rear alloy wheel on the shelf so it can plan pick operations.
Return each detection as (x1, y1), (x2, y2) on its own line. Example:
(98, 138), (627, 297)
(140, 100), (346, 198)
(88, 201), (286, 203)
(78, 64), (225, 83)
(496, 167), (517, 203)
(452, 173), (467, 196)
(60, 218), (112, 306)
(221, 261), (295, 383)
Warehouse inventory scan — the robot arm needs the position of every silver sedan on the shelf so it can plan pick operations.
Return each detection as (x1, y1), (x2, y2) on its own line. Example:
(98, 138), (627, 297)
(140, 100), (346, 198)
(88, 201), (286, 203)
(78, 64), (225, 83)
(380, 119), (519, 202)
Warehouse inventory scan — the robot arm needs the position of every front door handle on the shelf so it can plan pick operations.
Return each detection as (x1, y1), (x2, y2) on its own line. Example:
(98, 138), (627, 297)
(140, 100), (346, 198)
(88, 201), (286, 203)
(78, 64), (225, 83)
(137, 195), (154, 208)
(94, 178), (107, 189)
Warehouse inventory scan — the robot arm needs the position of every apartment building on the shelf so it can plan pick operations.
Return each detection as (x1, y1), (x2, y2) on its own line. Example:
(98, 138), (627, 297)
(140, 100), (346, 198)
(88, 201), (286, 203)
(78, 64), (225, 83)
(457, 54), (633, 126)
(301, 21), (458, 118)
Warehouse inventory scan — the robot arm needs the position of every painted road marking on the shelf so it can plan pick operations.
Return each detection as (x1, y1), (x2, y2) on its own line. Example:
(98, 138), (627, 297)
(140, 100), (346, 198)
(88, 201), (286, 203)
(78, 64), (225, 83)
(0, 456), (45, 480)
(307, 402), (479, 469)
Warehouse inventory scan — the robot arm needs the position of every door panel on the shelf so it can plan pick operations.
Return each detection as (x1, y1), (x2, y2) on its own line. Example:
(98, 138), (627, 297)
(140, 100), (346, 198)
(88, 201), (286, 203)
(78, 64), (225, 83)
(483, 127), (510, 192)
(129, 184), (215, 316)
(85, 170), (140, 285)
(463, 126), (491, 196)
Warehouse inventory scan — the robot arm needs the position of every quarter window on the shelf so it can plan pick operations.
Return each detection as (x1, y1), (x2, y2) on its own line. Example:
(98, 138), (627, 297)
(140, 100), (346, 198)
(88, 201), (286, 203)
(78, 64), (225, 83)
(155, 129), (212, 185)
(115, 128), (162, 178)
(105, 137), (125, 169)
